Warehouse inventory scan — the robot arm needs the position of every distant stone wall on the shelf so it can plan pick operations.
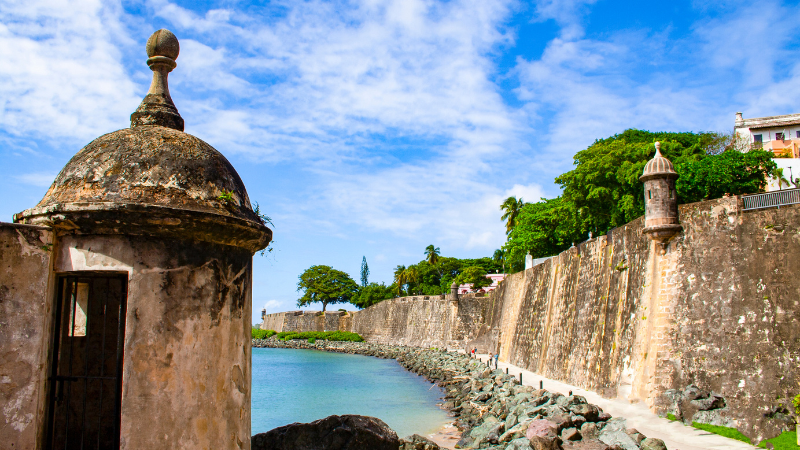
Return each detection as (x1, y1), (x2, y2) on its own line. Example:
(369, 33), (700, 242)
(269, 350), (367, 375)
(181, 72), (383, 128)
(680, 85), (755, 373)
(349, 293), (493, 348)
(261, 310), (349, 333)
(263, 197), (800, 441)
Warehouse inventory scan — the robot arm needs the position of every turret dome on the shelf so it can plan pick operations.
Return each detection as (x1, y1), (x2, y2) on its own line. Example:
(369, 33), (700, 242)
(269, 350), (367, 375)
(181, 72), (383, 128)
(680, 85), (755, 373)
(640, 142), (677, 181)
(15, 29), (271, 252)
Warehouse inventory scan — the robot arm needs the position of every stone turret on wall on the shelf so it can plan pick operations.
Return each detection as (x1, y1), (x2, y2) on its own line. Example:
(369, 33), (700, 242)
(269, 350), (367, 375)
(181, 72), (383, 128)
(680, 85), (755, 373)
(640, 141), (682, 251)
(447, 281), (459, 302)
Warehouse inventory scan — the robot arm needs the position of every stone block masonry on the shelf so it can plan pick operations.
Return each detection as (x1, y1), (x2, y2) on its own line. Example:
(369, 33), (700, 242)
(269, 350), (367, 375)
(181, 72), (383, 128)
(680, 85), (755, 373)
(261, 310), (350, 332)
(266, 195), (800, 443)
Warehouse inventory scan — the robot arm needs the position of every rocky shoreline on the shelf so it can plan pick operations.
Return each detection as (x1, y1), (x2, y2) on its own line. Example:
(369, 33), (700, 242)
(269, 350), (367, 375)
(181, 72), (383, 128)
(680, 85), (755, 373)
(253, 338), (670, 450)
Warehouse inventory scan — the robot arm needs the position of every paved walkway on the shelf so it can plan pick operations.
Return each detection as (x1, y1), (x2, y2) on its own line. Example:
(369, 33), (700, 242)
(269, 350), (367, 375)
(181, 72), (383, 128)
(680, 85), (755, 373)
(470, 354), (757, 450)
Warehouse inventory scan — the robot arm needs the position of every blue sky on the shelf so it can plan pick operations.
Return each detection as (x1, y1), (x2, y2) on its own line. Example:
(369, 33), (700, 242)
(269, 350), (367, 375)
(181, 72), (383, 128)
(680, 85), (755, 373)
(2, 0), (799, 323)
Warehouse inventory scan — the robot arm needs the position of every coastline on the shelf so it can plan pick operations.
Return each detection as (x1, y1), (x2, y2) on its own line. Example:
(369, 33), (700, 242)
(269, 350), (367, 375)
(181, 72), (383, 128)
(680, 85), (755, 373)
(252, 338), (668, 450)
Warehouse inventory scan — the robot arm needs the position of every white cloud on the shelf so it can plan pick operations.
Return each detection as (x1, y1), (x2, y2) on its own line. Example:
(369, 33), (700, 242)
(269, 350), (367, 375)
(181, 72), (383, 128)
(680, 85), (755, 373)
(0, 0), (141, 143)
(15, 172), (57, 187)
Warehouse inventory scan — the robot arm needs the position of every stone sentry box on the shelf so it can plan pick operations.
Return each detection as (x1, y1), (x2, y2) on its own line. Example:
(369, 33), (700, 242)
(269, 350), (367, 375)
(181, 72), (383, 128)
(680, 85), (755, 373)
(1, 30), (271, 449)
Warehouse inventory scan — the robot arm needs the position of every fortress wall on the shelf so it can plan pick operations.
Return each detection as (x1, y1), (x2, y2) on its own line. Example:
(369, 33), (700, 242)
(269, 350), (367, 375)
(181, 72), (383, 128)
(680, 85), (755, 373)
(261, 312), (287, 332)
(482, 216), (650, 398)
(350, 294), (493, 348)
(655, 196), (800, 440)
(261, 311), (350, 333)
(262, 197), (800, 440)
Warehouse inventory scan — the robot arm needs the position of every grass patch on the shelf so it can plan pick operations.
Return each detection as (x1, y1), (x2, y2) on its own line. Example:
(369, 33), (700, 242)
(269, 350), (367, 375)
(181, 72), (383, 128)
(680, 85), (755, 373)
(758, 430), (798, 449)
(276, 330), (364, 342)
(252, 328), (277, 339)
(666, 413), (678, 421)
(691, 422), (751, 444)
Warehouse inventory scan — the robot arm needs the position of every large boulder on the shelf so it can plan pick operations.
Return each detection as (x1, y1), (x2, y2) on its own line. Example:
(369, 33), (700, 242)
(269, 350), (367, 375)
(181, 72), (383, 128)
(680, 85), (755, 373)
(525, 419), (561, 450)
(639, 438), (667, 450)
(400, 434), (440, 450)
(691, 408), (736, 428)
(597, 418), (639, 450)
(251, 415), (400, 450)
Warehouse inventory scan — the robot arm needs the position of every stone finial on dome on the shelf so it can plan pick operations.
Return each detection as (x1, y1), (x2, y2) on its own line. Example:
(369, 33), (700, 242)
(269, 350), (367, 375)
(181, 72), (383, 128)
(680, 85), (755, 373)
(130, 29), (184, 131)
(641, 141), (677, 181)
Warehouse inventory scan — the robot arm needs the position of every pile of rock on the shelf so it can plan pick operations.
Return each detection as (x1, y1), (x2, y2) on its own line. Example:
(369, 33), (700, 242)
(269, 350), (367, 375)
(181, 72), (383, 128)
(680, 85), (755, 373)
(661, 385), (733, 428)
(254, 338), (669, 450)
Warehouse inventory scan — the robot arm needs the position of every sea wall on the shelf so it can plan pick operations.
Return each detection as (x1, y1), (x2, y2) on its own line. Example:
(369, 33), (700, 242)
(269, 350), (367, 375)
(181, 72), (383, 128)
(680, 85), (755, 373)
(262, 310), (350, 333)
(349, 293), (493, 348)
(263, 196), (800, 441)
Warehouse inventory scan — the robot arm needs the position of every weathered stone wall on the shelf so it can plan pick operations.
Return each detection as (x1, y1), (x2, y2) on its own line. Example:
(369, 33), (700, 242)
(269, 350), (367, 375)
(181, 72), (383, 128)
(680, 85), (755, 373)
(262, 312), (288, 332)
(654, 196), (800, 440)
(263, 197), (800, 441)
(261, 310), (350, 333)
(0, 223), (54, 449)
(476, 197), (800, 440)
(350, 294), (493, 349)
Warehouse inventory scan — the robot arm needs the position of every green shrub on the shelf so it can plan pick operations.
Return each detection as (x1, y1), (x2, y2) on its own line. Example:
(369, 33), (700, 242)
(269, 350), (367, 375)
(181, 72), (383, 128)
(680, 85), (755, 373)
(758, 430), (798, 449)
(691, 422), (751, 444)
(666, 413), (678, 421)
(308, 337), (316, 344)
(274, 330), (363, 342)
(252, 328), (277, 339)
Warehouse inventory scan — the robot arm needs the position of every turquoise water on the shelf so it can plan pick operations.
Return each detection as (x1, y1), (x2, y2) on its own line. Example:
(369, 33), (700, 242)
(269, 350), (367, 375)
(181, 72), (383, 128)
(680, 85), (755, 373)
(251, 348), (450, 438)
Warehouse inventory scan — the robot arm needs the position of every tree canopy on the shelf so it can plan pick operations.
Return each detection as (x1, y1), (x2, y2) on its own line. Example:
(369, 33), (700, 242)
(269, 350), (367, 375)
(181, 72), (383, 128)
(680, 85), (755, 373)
(296, 265), (359, 312)
(502, 129), (777, 271)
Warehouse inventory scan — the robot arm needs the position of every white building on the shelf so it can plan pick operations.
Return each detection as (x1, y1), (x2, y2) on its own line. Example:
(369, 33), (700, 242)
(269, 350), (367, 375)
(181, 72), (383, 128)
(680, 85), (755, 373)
(734, 112), (800, 157)
(734, 112), (800, 192)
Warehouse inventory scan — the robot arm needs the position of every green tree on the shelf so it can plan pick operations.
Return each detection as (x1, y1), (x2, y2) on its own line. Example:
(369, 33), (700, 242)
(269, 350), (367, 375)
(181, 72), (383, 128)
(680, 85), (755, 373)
(555, 129), (737, 235)
(393, 265), (407, 295)
(424, 245), (441, 265)
(675, 150), (776, 201)
(492, 249), (505, 273)
(503, 197), (582, 271)
(503, 129), (775, 274)
(360, 256), (369, 287)
(454, 266), (492, 292)
(296, 265), (358, 312)
(351, 282), (394, 308)
(500, 196), (525, 234)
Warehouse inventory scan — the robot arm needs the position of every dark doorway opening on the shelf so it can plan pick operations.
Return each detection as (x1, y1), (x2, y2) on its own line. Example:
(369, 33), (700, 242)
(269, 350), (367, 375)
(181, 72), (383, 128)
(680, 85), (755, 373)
(46, 274), (128, 450)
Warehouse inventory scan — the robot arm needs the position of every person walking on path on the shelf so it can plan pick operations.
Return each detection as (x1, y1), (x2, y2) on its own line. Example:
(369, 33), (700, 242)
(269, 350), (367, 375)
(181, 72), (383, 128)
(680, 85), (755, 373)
(493, 353), (499, 368)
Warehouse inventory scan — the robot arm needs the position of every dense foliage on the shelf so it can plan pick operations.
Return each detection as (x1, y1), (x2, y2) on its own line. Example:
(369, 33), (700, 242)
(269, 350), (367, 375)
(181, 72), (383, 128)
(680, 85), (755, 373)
(393, 255), (502, 296)
(297, 265), (359, 312)
(351, 282), (396, 308)
(502, 129), (777, 271)
(252, 328), (276, 339)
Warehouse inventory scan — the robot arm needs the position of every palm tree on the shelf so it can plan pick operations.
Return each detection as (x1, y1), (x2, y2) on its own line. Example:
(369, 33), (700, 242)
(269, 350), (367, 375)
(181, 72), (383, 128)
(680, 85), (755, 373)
(500, 196), (524, 235)
(404, 266), (419, 295)
(773, 168), (790, 191)
(424, 245), (441, 265)
(493, 249), (505, 273)
(393, 265), (406, 295)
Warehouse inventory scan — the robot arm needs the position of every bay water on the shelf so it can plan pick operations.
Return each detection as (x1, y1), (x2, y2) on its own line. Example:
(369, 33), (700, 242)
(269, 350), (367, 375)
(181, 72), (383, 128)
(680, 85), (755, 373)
(251, 347), (451, 438)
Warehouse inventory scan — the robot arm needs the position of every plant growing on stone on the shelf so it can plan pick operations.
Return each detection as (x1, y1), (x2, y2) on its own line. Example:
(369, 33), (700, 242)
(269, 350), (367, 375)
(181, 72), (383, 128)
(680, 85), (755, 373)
(218, 189), (234, 204)
(253, 202), (274, 227)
